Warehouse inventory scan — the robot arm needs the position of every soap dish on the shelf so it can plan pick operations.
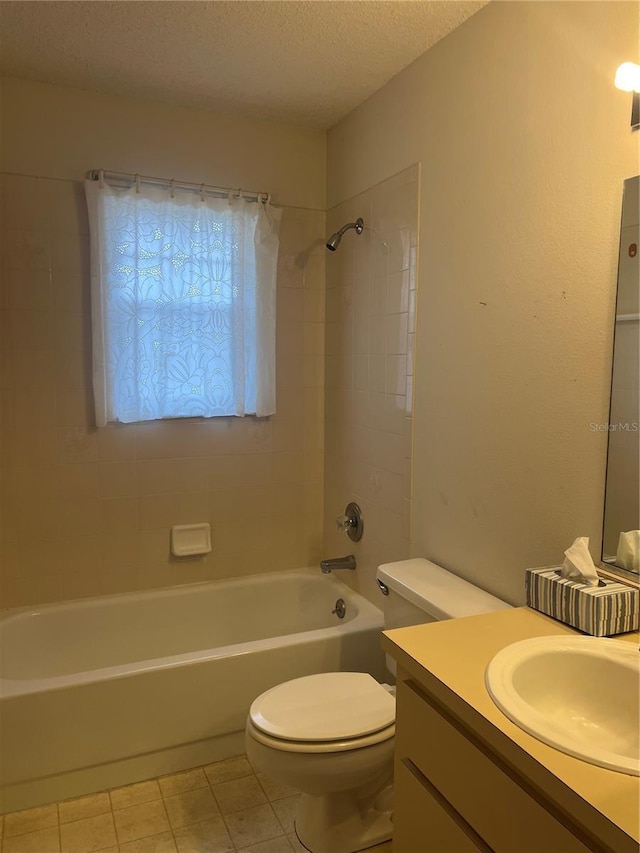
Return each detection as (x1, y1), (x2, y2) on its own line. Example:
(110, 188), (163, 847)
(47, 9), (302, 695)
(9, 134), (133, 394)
(171, 523), (212, 557)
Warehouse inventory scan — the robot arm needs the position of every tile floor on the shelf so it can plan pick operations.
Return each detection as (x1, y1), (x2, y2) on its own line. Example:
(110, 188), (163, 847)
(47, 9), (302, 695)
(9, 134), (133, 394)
(0, 755), (393, 853)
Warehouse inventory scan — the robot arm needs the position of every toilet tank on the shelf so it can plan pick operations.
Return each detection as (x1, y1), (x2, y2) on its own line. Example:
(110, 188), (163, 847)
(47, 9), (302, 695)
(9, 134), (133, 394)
(376, 558), (511, 674)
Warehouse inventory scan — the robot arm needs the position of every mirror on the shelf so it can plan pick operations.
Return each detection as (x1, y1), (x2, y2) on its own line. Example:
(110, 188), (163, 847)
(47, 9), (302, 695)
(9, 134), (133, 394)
(602, 175), (640, 577)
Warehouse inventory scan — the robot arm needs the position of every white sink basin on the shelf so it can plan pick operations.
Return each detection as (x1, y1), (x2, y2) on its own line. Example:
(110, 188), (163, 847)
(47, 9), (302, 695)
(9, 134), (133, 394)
(485, 636), (640, 775)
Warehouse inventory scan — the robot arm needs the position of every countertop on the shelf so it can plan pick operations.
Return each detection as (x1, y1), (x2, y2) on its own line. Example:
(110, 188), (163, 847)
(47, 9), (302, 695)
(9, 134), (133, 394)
(382, 607), (640, 849)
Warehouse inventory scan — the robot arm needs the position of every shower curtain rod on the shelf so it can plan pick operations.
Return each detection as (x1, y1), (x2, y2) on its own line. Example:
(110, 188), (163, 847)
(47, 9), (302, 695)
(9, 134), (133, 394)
(87, 169), (271, 204)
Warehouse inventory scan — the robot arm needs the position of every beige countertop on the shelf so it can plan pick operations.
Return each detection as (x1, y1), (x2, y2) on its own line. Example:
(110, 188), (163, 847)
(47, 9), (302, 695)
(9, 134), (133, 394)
(383, 607), (640, 848)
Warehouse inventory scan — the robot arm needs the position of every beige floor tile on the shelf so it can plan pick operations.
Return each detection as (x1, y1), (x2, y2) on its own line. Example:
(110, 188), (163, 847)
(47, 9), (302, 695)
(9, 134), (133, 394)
(110, 780), (162, 811)
(237, 837), (294, 853)
(4, 804), (58, 838)
(212, 776), (267, 814)
(59, 793), (111, 824)
(158, 769), (208, 798)
(164, 788), (220, 830)
(204, 755), (253, 785)
(271, 797), (299, 835)
(60, 812), (117, 853)
(223, 804), (283, 849)
(255, 773), (299, 803)
(119, 831), (177, 853)
(2, 826), (60, 853)
(204, 756), (253, 786)
(173, 817), (234, 853)
(113, 800), (170, 845)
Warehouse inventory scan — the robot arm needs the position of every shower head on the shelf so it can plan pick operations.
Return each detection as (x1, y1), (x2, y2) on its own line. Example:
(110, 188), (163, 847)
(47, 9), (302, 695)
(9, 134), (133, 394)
(326, 218), (364, 251)
(325, 233), (342, 252)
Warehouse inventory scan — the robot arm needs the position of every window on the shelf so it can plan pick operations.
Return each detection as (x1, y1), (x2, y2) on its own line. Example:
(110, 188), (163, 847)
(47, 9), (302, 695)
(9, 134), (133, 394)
(84, 178), (281, 426)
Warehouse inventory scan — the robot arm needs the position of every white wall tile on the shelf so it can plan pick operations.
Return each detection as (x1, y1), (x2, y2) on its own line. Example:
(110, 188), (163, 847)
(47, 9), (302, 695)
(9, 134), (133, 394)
(324, 167), (418, 604)
(0, 178), (327, 607)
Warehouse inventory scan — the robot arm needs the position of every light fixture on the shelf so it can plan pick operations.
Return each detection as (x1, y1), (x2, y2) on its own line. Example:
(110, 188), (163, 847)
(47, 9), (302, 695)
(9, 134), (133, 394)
(615, 62), (640, 130)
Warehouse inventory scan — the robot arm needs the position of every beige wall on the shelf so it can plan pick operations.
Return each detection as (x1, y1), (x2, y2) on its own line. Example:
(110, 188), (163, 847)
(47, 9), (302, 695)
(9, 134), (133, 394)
(1, 78), (326, 210)
(323, 166), (418, 604)
(328, 1), (640, 604)
(0, 80), (326, 607)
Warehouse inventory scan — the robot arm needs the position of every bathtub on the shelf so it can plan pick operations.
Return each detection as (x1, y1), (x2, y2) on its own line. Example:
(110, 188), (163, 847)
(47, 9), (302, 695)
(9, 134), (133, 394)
(0, 568), (387, 813)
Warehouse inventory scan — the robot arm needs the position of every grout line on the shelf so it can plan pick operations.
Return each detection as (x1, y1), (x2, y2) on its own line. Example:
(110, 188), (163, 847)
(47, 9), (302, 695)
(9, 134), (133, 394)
(156, 794), (177, 852)
(2, 757), (294, 853)
(253, 774), (270, 803)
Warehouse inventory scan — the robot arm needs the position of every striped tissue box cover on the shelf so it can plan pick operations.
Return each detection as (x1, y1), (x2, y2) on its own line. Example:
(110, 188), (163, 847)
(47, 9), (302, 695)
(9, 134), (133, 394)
(526, 567), (639, 636)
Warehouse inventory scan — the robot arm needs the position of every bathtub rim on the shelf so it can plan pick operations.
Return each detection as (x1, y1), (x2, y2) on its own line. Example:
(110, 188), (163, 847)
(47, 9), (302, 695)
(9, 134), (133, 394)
(0, 568), (384, 698)
(0, 566), (350, 621)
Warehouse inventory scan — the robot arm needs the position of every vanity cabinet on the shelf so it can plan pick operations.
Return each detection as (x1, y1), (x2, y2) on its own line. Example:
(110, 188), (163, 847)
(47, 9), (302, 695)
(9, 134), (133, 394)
(394, 757), (487, 852)
(394, 671), (598, 853)
(385, 608), (639, 853)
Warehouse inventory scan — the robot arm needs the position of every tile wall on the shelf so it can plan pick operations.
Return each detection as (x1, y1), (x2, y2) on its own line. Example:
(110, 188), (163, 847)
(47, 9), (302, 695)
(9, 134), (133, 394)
(0, 173), (325, 608)
(322, 166), (419, 604)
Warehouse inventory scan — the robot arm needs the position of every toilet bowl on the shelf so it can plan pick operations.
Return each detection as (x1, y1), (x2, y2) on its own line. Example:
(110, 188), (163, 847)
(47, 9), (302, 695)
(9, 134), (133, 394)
(246, 559), (512, 853)
(245, 672), (395, 853)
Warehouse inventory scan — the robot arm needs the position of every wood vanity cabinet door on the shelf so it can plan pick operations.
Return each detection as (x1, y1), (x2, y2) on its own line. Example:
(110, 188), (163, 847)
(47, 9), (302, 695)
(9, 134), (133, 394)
(394, 758), (490, 853)
(395, 678), (592, 853)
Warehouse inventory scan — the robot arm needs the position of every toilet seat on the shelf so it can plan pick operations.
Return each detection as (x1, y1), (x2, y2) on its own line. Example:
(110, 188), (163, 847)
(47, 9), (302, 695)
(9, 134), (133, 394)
(247, 717), (396, 754)
(249, 672), (396, 750)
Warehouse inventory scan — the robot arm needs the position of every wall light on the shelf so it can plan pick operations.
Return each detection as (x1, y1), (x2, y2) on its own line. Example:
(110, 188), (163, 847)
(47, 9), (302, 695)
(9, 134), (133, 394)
(615, 62), (640, 130)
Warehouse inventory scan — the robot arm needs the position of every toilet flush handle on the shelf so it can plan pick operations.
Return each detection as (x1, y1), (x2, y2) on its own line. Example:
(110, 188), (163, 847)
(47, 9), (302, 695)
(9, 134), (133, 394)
(377, 579), (389, 596)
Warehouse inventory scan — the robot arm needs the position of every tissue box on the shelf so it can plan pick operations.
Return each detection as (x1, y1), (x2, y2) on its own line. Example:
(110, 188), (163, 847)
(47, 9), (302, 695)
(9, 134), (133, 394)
(526, 567), (639, 636)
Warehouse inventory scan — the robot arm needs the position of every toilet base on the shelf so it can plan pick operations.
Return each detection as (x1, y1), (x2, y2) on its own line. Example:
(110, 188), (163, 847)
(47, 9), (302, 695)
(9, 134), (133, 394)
(295, 785), (393, 853)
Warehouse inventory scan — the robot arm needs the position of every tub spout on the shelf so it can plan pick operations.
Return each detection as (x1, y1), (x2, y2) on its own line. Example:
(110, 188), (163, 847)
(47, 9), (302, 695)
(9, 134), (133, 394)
(320, 555), (357, 573)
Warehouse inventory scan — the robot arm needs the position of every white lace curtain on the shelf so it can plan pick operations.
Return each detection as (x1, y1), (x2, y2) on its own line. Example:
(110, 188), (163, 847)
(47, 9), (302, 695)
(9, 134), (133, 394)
(85, 179), (281, 426)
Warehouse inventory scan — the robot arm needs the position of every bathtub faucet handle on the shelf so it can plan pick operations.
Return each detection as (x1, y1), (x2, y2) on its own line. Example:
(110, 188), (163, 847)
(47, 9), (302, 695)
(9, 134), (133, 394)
(335, 502), (364, 542)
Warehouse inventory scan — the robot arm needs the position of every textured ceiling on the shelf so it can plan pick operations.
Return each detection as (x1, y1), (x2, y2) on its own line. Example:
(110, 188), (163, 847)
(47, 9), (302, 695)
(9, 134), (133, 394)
(0, 1), (488, 129)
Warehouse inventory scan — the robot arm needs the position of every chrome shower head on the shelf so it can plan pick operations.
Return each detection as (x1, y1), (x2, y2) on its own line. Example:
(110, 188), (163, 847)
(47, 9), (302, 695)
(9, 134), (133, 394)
(326, 218), (364, 252)
(326, 233), (342, 252)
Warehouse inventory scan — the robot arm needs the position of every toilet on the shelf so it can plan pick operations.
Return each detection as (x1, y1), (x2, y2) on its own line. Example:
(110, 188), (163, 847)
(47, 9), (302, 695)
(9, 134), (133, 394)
(245, 558), (511, 853)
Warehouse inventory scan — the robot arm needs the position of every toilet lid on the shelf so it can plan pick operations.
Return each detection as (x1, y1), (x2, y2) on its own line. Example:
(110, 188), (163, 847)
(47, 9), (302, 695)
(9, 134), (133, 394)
(249, 672), (395, 742)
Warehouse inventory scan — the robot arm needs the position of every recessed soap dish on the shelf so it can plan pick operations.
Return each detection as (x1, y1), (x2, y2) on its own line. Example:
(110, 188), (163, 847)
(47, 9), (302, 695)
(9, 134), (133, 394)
(171, 523), (212, 557)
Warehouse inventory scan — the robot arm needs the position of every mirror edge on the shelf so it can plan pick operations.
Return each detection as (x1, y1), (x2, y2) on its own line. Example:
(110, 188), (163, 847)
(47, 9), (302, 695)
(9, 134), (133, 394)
(599, 174), (640, 584)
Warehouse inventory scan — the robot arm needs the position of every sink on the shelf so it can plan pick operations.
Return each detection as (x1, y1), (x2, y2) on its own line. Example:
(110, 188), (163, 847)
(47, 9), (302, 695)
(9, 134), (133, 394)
(485, 636), (640, 775)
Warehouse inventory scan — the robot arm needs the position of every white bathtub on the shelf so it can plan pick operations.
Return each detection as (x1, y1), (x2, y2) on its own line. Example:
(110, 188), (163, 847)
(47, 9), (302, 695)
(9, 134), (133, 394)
(0, 568), (386, 813)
